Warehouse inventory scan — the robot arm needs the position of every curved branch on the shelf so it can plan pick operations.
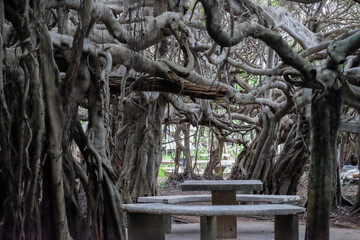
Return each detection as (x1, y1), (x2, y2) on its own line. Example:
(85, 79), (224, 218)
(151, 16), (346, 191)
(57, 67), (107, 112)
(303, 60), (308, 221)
(343, 81), (360, 112)
(230, 113), (259, 125)
(266, 6), (320, 49)
(228, 57), (283, 76)
(327, 30), (360, 68)
(284, 0), (322, 3)
(164, 94), (200, 125)
(50, 31), (281, 109)
(199, 0), (315, 81)
(48, 1), (187, 50)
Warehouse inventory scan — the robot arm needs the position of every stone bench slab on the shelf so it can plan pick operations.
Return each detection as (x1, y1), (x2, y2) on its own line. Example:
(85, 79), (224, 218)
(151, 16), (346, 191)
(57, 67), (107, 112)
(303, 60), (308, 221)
(164, 171), (204, 177)
(138, 194), (300, 204)
(123, 203), (304, 240)
(123, 203), (305, 216)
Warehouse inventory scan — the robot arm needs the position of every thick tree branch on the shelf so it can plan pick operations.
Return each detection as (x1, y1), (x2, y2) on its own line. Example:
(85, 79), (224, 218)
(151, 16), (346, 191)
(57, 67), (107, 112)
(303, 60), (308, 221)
(109, 76), (227, 100)
(327, 30), (360, 68)
(284, 0), (322, 3)
(47, 0), (187, 50)
(50, 32), (281, 108)
(199, 0), (316, 81)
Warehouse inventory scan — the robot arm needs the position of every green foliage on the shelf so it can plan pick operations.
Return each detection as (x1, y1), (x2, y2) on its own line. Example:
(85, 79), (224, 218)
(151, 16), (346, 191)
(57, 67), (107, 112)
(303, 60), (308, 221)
(271, 0), (280, 7)
(233, 83), (243, 91)
(249, 75), (260, 87)
(214, 170), (222, 177)
(157, 180), (167, 190)
(237, 72), (260, 88)
(192, 145), (209, 160)
(227, 143), (243, 157)
(158, 165), (168, 179)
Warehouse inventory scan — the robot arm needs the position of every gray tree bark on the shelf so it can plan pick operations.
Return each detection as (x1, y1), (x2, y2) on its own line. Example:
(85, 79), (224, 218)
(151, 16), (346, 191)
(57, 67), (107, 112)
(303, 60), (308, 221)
(306, 88), (342, 240)
(118, 94), (166, 202)
(204, 133), (224, 179)
(271, 113), (310, 195)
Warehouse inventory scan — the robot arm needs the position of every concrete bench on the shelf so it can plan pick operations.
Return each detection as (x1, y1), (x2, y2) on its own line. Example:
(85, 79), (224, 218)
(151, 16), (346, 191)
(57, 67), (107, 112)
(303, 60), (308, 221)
(122, 203), (305, 240)
(218, 160), (235, 165)
(161, 160), (175, 165)
(138, 194), (300, 204)
(164, 170), (205, 177)
(161, 167), (176, 172)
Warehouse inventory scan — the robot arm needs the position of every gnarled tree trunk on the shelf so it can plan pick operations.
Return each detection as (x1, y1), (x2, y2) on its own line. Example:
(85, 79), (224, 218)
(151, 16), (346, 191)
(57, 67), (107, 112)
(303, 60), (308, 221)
(174, 123), (195, 179)
(271, 113), (310, 195)
(118, 93), (166, 203)
(230, 139), (258, 180)
(204, 132), (224, 179)
(306, 88), (342, 240)
(246, 110), (278, 190)
(351, 135), (360, 214)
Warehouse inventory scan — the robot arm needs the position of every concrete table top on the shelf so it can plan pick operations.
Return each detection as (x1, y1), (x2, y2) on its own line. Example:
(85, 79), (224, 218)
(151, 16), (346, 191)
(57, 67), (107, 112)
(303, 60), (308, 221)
(181, 180), (263, 192)
(138, 194), (300, 204)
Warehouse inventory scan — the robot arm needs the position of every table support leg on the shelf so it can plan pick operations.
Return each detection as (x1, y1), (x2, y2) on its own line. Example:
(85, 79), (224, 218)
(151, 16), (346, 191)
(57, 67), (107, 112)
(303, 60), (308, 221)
(200, 216), (217, 240)
(127, 213), (166, 240)
(164, 214), (172, 234)
(275, 215), (299, 240)
(212, 191), (237, 238)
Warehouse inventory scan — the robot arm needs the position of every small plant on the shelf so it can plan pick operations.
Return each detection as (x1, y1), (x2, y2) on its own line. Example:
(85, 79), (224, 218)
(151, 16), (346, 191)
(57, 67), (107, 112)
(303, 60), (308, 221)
(215, 170), (222, 177)
(158, 165), (168, 179)
(157, 180), (167, 190)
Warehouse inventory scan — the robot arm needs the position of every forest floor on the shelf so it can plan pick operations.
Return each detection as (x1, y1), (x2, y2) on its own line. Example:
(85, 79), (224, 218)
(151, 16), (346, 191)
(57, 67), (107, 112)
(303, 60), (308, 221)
(158, 172), (360, 230)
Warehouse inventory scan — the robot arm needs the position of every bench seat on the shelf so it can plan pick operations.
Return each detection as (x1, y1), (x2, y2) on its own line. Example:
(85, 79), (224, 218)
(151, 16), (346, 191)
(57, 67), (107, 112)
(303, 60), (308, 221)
(123, 203), (305, 240)
(123, 202), (304, 216)
(138, 194), (300, 204)
(164, 170), (205, 177)
(161, 160), (175, 165)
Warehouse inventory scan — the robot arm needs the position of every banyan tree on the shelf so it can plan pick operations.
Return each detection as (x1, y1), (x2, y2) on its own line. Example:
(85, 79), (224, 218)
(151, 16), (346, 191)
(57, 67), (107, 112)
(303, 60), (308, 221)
(1, 0), (360, 239)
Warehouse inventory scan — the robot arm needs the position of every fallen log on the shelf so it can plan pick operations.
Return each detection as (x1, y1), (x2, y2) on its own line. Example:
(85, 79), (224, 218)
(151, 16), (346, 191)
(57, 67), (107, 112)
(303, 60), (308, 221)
(109, 76), (227, 100)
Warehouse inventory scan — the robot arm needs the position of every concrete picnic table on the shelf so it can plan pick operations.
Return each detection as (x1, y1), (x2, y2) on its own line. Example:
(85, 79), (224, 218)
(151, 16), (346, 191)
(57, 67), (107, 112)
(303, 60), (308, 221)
(181, 180), (263, 238)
